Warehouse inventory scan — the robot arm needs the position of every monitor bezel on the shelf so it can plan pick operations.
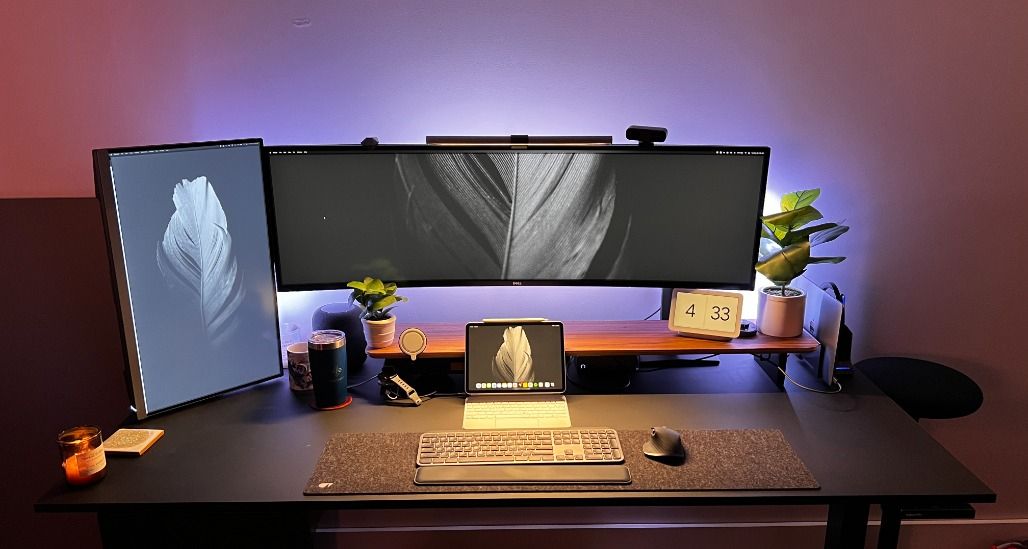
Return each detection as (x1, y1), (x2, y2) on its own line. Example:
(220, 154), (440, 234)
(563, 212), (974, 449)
(94, 138), (283, 420)
(264, 144), (770, 292)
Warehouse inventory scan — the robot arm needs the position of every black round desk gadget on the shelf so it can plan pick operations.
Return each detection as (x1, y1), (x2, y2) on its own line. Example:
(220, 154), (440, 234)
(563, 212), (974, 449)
(311, 303), (367, 371)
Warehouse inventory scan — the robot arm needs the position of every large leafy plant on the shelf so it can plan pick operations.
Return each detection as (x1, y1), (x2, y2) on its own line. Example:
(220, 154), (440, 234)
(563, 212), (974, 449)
(346, 277), (407, 321)
(756, 189), (849, 295)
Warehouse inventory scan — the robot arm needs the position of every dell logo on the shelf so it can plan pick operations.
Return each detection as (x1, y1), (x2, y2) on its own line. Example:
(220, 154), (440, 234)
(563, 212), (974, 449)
(511, 281), (522, 286)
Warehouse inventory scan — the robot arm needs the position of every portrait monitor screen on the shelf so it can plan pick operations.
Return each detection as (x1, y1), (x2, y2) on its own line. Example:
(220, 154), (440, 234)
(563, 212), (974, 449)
(94, 139), (282, 419)
(265, 145), (769, 290)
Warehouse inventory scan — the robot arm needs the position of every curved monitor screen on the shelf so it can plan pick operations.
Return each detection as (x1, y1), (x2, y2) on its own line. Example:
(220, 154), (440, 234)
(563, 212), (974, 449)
(266, 146), (768, 290)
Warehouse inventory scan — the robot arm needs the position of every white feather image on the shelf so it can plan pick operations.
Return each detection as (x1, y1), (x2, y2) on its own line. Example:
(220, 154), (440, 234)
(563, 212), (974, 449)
(156, 176), (244, 344)
(396, 152), (629, 279)
(492, 326), (534, 383)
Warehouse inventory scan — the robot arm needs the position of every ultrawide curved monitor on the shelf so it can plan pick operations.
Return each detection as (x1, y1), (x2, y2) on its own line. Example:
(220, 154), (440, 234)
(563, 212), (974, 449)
(265, 145), (769, 291)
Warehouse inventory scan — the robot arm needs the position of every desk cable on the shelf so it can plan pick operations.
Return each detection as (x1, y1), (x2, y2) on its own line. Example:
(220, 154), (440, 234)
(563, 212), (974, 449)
(347, 374), (380, 390)
(774, 364), (843, 394)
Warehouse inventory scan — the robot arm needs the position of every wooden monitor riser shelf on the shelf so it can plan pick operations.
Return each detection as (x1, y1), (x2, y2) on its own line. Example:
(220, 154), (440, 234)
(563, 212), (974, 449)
(367, 320), (817, 360)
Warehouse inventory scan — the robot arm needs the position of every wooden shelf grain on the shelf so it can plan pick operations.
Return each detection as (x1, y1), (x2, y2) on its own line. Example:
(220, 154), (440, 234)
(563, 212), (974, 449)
(367, 320), (818, 359)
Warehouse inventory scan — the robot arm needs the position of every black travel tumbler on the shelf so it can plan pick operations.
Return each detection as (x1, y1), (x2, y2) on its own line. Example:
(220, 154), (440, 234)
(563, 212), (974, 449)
(308, 330), (350, 410)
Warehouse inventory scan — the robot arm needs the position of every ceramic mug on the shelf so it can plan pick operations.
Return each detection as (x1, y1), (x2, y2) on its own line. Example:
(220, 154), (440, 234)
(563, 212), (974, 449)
(286, 342), (313, 392)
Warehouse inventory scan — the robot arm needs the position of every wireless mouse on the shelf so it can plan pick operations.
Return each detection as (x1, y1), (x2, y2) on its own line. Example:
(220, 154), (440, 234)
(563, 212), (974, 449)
(642, 426), (686, 464)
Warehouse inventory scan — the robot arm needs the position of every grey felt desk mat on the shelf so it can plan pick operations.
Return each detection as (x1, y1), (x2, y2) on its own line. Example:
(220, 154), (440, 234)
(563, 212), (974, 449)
(304, 429), (819, 495)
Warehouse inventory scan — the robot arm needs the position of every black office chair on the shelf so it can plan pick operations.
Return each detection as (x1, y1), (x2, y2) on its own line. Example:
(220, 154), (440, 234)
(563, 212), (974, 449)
(855, 356), (983, 549)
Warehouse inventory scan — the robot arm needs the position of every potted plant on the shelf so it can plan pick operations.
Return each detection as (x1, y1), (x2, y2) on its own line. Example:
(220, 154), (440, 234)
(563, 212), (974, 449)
(346, 277), (408, 349)
(755, 189), (848, 337)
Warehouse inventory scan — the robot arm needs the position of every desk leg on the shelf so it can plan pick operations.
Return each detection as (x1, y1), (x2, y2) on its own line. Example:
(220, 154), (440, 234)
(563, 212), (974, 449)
(824, 502), (870, 549)
(753, 353), (787, 390)
(877, 505), (901, 549)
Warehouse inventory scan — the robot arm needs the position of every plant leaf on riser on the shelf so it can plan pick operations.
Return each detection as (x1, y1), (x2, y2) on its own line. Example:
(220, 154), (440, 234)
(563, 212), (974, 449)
(809, 225), (849, 247)
(756, 240), (810, 284)
(780, 222), (849, 247)
(780, 189), (821, 211)
(370, 295), (401, 311)
(762, 206), (823, 241)
(807, 257), (845, 264)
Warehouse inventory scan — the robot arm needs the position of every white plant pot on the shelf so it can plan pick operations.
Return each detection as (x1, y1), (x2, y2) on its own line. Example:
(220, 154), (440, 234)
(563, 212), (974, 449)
(363, 316), (397, 349)
(757, 287), (806, 338)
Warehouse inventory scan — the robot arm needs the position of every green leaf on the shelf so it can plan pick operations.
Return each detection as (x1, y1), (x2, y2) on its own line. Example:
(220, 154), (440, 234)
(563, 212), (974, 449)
(781, 189), (820, 211)
(808, 256), (846, 264)
(762, 206), (823, 240)
(348, 276), (405, 313)
(755, 241), (810, 286)
(780, 222), (835, 246)
(370, 295), (399, 311)
(762, 206), (823, 229)
(810, 224), (849, 247)
(761, 222), (782, 245)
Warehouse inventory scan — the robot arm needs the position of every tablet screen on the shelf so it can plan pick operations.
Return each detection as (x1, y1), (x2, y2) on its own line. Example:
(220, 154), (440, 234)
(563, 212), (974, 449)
(465, 322), (565, 394)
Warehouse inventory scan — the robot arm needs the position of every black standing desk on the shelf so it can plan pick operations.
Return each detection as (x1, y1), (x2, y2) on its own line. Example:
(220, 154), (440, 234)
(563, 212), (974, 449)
(36, 356), (993, 549)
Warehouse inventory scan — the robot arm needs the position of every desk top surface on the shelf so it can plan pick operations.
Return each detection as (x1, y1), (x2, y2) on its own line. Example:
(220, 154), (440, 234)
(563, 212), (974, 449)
(36, 356), (993, 511)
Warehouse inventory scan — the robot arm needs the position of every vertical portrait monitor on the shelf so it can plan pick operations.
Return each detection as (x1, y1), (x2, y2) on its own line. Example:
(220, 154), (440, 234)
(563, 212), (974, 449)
(265, 145), (770, 291)
(94, 139), (282, 419)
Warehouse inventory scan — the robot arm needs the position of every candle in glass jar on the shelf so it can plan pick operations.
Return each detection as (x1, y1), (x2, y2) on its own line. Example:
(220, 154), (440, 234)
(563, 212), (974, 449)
(57, 426), (107, 486)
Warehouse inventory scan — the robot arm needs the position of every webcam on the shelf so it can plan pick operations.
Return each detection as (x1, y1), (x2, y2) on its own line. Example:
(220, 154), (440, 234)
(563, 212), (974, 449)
(626, 125), (668, 146)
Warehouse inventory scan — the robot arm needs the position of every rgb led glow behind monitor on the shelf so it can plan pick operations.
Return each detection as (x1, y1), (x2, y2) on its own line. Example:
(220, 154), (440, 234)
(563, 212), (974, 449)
(94, 139), (282, 419)
(266, 145), (769, 291)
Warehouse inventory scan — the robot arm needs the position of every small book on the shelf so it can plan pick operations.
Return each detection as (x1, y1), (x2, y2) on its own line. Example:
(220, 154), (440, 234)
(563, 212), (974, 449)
(103, 428), (165, 455)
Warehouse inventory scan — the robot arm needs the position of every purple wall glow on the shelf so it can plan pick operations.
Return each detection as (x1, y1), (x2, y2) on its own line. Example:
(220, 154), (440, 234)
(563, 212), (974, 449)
(5, 1), (1028, 546)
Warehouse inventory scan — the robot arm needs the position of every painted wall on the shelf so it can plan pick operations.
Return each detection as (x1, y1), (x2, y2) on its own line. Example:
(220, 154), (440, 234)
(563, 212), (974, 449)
(4, 0), (1028, 546)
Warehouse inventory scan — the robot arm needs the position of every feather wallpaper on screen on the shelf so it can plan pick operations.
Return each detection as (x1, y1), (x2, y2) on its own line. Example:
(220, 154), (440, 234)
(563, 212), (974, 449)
(492, 325), (535, 383)
(396, 153), (629, 279)
(108, 143), (281, 415)
(156, 176), (244, 345)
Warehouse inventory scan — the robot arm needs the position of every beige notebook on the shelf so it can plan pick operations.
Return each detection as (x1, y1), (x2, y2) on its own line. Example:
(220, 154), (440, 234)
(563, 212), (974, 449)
(103, 428), (164, 455)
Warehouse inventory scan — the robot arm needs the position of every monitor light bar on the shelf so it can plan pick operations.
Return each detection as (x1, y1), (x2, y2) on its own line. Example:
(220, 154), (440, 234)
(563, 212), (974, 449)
(426, 135), (613, 146)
